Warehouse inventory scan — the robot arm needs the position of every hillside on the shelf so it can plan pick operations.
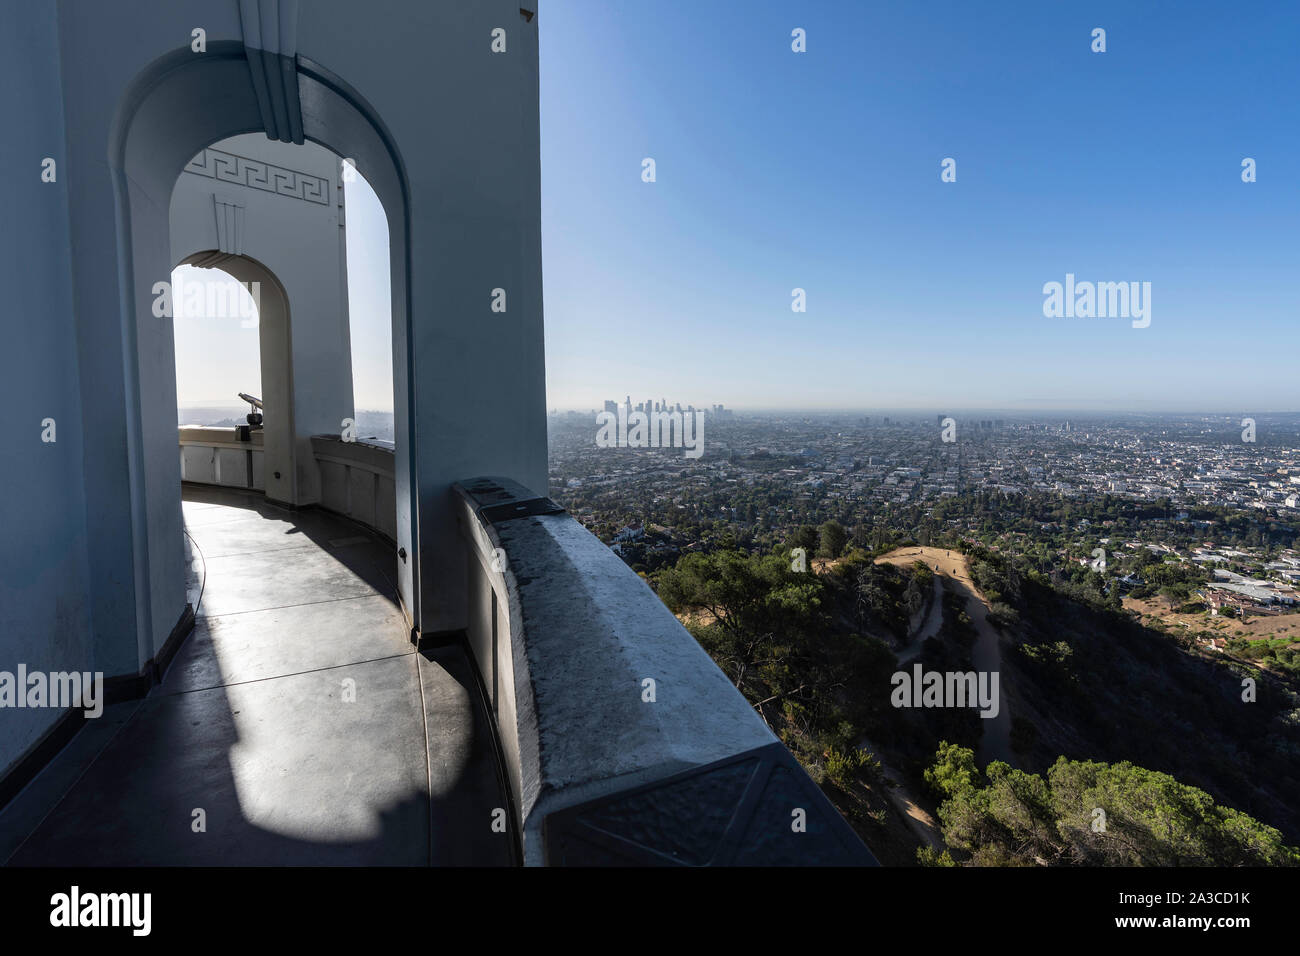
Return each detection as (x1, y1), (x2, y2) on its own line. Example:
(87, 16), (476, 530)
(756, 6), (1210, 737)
(977, 550), (1300, 846)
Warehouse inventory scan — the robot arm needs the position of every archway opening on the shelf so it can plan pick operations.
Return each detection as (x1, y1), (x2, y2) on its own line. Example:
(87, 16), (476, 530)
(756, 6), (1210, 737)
(173, 264), (262, 430)
(109, 48), (419, 676)
(172, 261), (269, 490)
(342, 166), (395, 447)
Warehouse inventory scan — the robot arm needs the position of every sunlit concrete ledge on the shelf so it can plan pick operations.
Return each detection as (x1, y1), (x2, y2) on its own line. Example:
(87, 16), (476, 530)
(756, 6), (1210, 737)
(179, 429), (399, 543)
(454, 477), (877, 865)
(180, 425), (266, 491)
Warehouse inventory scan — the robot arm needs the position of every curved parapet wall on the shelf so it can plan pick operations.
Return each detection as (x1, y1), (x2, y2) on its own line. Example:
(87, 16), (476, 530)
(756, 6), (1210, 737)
(179, 425), (265, 491)
(454, 477), (878, 866)
(177, 430), (398, 547)
(310, 435), (398, 542)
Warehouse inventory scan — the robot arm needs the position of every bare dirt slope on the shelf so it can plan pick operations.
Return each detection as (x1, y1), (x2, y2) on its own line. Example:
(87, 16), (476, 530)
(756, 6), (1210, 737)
(875, 547), (1015, 767)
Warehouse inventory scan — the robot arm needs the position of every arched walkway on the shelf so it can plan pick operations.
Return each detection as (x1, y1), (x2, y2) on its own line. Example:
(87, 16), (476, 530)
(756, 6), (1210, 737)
(1, 486), (512, 866)
(108, 44), (419, 678)
(6, 4), (553, 863)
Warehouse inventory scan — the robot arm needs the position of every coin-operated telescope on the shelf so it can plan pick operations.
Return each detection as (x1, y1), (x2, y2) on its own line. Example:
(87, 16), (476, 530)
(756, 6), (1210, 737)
(238, 392), (264, 427)
(236, 392), (263, 441)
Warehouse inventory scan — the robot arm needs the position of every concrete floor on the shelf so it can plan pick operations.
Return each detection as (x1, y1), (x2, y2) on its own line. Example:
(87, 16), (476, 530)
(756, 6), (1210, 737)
(1, 486), (514, 866)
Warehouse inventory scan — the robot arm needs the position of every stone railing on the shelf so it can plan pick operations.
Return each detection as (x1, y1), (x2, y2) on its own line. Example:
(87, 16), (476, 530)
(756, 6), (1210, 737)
(178, 425), (265, 490)
(453, 476), (877, 866)
(310, 435), (397, 542)
(177, 429), (397, 546)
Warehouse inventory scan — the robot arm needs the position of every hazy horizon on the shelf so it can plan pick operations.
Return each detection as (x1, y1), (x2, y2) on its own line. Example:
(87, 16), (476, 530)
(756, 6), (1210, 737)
(179, 401), (1300, 419)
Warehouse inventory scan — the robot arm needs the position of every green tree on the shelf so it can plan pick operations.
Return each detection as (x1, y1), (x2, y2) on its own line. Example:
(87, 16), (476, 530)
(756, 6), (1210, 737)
(818, 520), (848, 559)
(654, 549), (895, 759)
(925, 744), (1300, 866)
(789, 525), (819, 556)
(923, 740), (980, 799)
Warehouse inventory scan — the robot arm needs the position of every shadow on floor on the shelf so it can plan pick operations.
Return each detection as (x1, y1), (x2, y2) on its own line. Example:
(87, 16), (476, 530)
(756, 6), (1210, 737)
(2, 485), (514, 866)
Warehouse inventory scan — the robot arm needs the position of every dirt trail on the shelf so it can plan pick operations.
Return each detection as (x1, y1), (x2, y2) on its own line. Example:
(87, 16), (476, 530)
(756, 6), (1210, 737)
(860, 737), (945, 853)
(876, 547), (1016, 768)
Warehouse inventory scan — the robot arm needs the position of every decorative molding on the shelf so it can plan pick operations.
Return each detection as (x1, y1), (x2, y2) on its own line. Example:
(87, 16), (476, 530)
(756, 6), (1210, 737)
(187, 250), (235, 269)
(238, 0), (303, 144)
(183, 147), (329, 206)
(213, 195), (245, 256)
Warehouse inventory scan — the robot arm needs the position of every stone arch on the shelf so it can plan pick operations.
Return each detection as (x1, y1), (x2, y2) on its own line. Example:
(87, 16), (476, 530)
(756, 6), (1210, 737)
(173, 251), (296, 503)
(108, 42), (418, 674)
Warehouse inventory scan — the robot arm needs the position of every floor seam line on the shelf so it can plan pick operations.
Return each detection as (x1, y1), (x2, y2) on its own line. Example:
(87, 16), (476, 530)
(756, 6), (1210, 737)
(415, 651), (434, 867)
(155, 650), (417, 697)
(186, 543), (323, 560)
(198, 539), (360, 561)
(181, 516), (273, 530)
(197, 591), (393, 619)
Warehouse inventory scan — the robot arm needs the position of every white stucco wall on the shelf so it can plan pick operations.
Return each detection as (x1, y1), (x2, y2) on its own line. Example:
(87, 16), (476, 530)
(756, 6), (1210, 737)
(170, 132), (355, 507)
(0, 2), (97, 778)
(1, 0), (548, 783)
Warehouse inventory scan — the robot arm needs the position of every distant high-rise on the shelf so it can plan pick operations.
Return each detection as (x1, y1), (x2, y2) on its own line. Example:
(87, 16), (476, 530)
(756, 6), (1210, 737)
(601, 396), (730, 419)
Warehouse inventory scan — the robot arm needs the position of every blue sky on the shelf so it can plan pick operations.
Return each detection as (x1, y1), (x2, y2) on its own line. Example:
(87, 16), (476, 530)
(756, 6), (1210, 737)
(177, 0), (1300, 415)
(538, 0), (1300, 412)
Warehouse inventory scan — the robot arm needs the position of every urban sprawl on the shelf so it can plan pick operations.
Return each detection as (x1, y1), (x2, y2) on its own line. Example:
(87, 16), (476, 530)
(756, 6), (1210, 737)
(549, 409), (1300, 632)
